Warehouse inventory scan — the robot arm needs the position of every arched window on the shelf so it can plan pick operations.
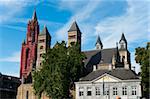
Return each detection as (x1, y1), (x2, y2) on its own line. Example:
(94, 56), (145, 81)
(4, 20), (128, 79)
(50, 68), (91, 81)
(40, 46), (43, 50)
(26, 91), (29, 99)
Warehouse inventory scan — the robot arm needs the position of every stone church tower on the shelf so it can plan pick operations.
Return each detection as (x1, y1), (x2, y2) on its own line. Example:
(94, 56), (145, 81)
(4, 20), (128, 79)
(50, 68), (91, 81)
(68, 21), (81, 50)
(17, 10), (50, 99)
(20, 10), (39, 83)
(119, 33), (131, 69)
(36, 25), (51, 69)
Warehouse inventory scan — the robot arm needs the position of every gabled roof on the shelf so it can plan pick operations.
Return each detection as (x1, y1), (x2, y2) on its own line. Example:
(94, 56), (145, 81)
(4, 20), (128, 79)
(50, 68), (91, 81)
(119, 33), (127, 43)
(95, 35), (103, 46)
(80, 68), (139, 81)
(68, 21), (80, 32)
(32, 9), (37, 21)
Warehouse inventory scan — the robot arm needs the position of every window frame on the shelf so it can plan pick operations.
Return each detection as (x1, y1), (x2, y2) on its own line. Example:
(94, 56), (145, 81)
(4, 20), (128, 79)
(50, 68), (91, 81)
(95, 87), (100, 95)
(79, 87), (84, 96)
(87, 87), (92, 96)
(122, 86), (127, 95)
(113, 87), (118, 95)
(131, 86), (136, 95)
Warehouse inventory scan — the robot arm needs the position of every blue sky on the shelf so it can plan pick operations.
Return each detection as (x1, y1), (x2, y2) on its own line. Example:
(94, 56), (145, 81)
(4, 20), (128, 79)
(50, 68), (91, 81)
(0, 0), (149, 77)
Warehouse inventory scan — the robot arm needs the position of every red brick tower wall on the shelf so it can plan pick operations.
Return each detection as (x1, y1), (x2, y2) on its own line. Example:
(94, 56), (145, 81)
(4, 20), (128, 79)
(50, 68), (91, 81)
(20, 11), (39, 82)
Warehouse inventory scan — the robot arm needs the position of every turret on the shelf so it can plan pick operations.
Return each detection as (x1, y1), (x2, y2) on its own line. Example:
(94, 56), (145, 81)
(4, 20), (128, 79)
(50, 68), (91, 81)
(36, 25), (51, 69)
(95, 35), (103, 50)
(118, 33), (131, 69)
(119, 33), (127, 50)
(68, 21), (81, 50)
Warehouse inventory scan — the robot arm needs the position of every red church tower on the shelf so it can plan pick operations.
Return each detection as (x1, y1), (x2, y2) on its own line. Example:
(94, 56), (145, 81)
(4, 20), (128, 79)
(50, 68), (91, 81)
(20, 10), (39, 83)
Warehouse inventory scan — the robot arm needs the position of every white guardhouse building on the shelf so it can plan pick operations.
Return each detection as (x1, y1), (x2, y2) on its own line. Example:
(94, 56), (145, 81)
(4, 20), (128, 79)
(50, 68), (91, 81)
(75, 69), (141, 99)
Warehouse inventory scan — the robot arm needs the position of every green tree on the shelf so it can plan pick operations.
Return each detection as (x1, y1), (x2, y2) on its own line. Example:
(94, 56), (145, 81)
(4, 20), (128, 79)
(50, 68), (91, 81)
(135, 42), (150, 98)
(33, 41), (85, 99)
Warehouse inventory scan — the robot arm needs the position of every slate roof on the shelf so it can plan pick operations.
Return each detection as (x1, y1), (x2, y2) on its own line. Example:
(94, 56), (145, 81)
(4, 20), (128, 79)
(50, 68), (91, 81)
(80, 68), (139, 81)
(83, 48), (118, 69)
(68, 21), (80, 32)
(39, 25), (51, 37)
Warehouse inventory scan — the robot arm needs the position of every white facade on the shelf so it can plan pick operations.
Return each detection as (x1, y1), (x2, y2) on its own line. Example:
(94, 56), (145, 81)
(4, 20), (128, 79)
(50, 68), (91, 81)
(75, 74), (141, 99)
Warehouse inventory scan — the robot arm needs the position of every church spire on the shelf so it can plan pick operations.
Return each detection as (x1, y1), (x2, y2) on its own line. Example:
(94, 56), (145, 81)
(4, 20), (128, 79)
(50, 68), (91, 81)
(32, 9), (37, 21)
(119, 33), (127, 50)
(95, 35), (103, 50)
(119, 33), (127, 44)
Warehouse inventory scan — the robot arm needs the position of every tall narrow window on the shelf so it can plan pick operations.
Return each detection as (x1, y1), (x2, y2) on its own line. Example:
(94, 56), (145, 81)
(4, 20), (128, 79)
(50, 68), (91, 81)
(25, 48), (29, 69)
(113, 87), (118, 95)
(26, 91), (29, 99)
(31, 31), (35, 43)
(131, 86), (136, 95)
(122, 86), (127, 95)
(79, 87), (84, 96)
(87, 87), (92, 96)
(95, 87), (100, 95)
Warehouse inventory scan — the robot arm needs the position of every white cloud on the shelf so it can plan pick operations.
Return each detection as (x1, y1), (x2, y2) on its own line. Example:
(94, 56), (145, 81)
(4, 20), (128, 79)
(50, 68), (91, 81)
(58, 0), (89, 13)
(95, 0), (149, 48)
(0, 51), (20, 62)
(55, 0), (102, 42)
(0, 0), (41, 24)
(2, 24), (26, 32)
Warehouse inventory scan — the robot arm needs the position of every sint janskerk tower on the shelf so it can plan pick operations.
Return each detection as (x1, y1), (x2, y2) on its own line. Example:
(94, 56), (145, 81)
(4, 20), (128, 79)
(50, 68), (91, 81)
(17, 10), (50, 99)
(20, 10), (39, 83)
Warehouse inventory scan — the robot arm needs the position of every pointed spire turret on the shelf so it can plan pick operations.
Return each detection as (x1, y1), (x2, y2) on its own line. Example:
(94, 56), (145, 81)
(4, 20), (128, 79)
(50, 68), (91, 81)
(119, 33), (127, 43)
(95, 35), (103, 50)
(68, 21), (80, 32)
(32, 9), (37, 21)
(119, 33), (127, 50)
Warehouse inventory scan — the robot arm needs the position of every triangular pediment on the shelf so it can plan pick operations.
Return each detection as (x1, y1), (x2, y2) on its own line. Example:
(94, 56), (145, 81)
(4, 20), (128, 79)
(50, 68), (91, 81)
(92, 73), (121, 83)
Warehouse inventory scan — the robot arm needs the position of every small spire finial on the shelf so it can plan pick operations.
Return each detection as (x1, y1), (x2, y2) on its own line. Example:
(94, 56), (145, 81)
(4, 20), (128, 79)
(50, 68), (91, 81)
(95, 34), (103, 50)
(32, 8), (37, 20)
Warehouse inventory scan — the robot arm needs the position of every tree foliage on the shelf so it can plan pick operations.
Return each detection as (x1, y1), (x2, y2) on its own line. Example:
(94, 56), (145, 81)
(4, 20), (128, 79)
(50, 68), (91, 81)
(33, 41), (85, 99)
(135, 42), (150, 98)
